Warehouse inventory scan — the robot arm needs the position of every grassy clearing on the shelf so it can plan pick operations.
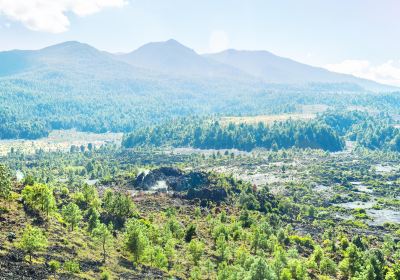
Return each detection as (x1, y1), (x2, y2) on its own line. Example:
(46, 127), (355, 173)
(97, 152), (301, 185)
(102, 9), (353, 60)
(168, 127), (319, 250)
(0, 130), (123, 156)
(220, 113), (316, 125)
(298, 104), (329, 114)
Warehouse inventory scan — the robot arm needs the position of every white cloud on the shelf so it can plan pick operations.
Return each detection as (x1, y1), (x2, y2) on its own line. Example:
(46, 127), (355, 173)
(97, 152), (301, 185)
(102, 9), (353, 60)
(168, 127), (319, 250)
(0, 0), (127, 33)
(326, 59), (400, 87)
(208, 30), (229, 53)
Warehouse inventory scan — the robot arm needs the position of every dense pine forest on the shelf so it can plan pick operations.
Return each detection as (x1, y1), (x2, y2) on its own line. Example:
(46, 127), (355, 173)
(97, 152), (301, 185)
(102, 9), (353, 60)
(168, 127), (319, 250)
(122, 118), (344, 152)
(122, 111), (400, 153)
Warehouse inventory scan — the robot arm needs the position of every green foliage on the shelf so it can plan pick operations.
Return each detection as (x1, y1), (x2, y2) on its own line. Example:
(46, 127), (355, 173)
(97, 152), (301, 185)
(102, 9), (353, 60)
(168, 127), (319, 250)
(165, 217), (184, 239)
(123, 118), (344, 152)
(92, 223), (113, 263)
(280, 268), (292, 280)
(185, 223), (197, 243)
(124, 219), (148, 264)
(144, 245), (168, 269)
(216, 234), (229, 261)
(289, 235), (314, 249)
(87, 207), (101, 232)
(62, 202), (83, 231)
(48, 260), (61, 272)
(248, 257), (277, 280)
(100, 270), (111, 280)
(0, 164), (12, 201)
(19, 225), (48, 263)
(103, 190), (135, 227)
(2, 135), (400, 279)
(23, 175), (35, 186)
(320, 257), (337, 276)
(81, 184), (100, 209)
(21, 183), (56, 217)
(0, 110), (49, 139)
(339, 244), (362, 278)
(188, 239), (205, 266)
(239, 210), (253, 228)
(64, 260), (80, 274)
(163, 238), (176, 265)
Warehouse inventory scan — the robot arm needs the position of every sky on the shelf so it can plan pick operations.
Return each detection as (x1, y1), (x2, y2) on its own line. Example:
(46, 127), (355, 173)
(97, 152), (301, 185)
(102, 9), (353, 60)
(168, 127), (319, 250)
(0, 0), (400, 86)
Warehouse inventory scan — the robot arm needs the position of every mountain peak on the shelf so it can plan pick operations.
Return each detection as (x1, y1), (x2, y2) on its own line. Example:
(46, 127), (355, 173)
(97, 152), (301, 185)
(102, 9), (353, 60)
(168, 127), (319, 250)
(117, 39), (248, 79)
(41, 41), (92, 51)
(165, 38), (181, 45)
(133, 39), (195, 55)
(38, 41), (103, 63)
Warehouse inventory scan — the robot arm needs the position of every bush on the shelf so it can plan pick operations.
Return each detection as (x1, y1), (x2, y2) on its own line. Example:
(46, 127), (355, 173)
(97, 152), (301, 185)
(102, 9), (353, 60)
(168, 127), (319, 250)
(188, 239), (205, 265)
(21, 183), (56, 217)
(289, 235), (314, 249)
(0, 205), (9, 214)
(60, 187), (69, 197)
(64, 260), (80, 273)
(100, 270), (111, 280)
(320, 257), (337, 276)
(48, 260), (61, 272)
(19, 225), (48, 263)
(185, 224), (196, 243)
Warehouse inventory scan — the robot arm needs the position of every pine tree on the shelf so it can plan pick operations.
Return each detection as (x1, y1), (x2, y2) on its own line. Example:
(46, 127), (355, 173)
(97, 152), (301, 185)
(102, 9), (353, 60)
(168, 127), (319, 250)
(0, 164), (12, 205)
(92, 223), (113, 263)
(19, 225), (48, 263)
(62, 203), (83, 231)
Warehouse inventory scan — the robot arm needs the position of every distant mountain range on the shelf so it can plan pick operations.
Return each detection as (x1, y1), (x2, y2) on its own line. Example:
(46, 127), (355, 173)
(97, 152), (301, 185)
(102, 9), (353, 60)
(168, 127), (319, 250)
(1, 39), (400, 139)
(206, 50), (390, 91)
(0, 39), (397, 91)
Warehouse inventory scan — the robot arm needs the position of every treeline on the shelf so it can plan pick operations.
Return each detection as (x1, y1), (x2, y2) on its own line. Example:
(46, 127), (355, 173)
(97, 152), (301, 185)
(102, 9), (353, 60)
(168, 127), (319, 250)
(351, 122), (400, 151)
(122, 111), (400, 153)
(123, 118), (344, 152)
(321, 111), (400, 151)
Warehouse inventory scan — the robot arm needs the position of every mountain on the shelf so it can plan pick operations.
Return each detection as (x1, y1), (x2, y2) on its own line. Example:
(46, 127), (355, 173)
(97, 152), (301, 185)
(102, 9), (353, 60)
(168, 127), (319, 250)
(117, 39), (251, 80)
(206, 49), (396, 92)
(0, 39), (399, 140)
(0, 41), (151, 79)
(1, 40), (396, 91)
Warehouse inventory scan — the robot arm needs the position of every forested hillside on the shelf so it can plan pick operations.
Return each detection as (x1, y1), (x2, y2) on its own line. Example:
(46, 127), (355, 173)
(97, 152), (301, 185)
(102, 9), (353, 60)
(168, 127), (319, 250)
(0, 41), (399, 141)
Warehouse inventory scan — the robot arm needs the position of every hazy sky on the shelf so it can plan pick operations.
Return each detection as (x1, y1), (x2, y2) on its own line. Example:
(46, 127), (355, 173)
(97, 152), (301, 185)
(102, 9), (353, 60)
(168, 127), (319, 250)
(1, 0), (400, 86)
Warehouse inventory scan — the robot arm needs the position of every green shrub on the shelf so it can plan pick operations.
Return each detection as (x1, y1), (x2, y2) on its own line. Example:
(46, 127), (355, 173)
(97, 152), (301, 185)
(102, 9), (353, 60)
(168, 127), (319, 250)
(60, 187), (69, 197)
(289, 235), (314, 248)
(64, 260), (80, 273)
(48, 260), (61, 272)
(100, 270), (111, 280)
(320, 257), (337, 276)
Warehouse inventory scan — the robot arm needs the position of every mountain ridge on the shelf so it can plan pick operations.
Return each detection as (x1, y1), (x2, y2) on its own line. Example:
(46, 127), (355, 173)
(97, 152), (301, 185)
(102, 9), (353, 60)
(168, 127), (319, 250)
(0, 39), (397, 91)
(117, 39), (253, 80)
(205, 49), (396, 91)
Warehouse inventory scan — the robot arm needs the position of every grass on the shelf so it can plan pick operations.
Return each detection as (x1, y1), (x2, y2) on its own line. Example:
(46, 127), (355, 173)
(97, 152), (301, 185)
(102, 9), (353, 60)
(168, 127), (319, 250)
(0, 129), (123, 156)
(220, 113), (316, 125)
(218, 104), (329, 126)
